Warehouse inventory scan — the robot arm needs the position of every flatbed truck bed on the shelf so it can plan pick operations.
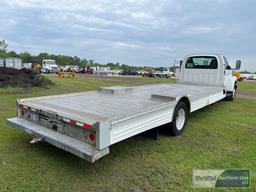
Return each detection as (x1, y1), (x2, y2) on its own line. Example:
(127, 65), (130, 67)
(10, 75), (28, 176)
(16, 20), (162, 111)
(7, 54), (238, 162)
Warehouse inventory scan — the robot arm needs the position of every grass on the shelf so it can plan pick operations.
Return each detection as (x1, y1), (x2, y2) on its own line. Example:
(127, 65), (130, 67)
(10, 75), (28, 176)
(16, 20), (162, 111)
(237, 81), (256, 93)
(0, 75), (255, 192)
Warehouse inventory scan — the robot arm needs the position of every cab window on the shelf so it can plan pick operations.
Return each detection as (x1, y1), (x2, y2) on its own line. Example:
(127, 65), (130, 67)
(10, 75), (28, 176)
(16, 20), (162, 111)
(185, 56), (218, 69)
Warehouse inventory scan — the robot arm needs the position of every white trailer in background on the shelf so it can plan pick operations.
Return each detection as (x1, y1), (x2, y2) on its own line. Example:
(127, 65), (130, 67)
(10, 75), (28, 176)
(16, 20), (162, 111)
(0, 58), (4, 67)
(22, 63), (32, 69)
(5, 58), (22, 69)
(7, 54), (238, 162)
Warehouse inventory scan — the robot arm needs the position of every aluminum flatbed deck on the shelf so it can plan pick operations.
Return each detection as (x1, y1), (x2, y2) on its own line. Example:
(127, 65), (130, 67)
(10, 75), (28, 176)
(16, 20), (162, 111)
(17, 83), (223, 123)
(7, 53), (237, 162)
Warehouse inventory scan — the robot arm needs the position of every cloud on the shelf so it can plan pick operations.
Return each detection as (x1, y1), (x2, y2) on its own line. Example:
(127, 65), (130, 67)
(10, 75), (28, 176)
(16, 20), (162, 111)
(0, 0), (256, 71)
(183, 26), (221, 35)
(113, 42), (143, 49)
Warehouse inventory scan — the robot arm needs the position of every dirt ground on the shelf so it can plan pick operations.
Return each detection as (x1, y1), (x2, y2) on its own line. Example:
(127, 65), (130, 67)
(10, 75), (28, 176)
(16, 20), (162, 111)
(0, 67), (53, 87)
(237, 91), (256, 100)
(0, 67), (37, 87)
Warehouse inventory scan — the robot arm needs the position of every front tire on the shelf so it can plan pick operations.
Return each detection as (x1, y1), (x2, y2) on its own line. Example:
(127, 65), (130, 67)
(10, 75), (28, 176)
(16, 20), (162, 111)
(226, 87), (237, 101)
(166, 101), (188, 136)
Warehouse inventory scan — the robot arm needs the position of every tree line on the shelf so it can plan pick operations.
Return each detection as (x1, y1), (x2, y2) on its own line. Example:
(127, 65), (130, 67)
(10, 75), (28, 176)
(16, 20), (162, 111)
(0, 40), (169, 71)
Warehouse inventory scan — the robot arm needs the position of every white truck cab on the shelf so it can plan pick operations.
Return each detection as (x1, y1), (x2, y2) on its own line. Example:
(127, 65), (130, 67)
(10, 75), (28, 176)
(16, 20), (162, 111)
(178, 53), (237, 100)
(41, 59), (59, 73)
(7, 53), (239, 162)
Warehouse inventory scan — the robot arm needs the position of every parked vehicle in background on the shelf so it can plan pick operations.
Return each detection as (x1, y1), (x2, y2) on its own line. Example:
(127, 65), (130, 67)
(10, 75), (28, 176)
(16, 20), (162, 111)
(108, 69), (122, 76)
(248, 75), (256, 80)
(240, 73), (256, 80)
(78, 67), (86, 74)
(59, 65), (70, 72)
(79, 67), (93, 74)
(142, 71), (155, 78)
(69, 65), (80, 72)
(5, 58), (22, 69)
(32, 62), (42, 74)
(41, 59), (59, 73)
(22, 63), (32, 69)
(91, 66), (110, 75)
(121, 70), (138, 76)
(7, 53), (239, 163)
(154, 69), (175, 78)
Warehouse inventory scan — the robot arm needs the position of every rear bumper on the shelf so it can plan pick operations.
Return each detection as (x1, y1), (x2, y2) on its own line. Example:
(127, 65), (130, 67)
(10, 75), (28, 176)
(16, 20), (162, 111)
(6, 117), (109, 162)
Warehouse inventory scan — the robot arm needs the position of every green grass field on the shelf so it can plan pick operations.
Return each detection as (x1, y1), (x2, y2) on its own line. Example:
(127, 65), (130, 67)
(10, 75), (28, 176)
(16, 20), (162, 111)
(0, 76), (255, 192)
(237, 81), (256, 93)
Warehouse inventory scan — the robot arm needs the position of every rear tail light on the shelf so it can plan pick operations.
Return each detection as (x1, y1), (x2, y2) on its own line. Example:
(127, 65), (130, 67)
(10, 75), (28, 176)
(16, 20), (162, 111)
(83, 123), (92, 129)
(70, 120), (76, 125)
(89, 133), (95, 142)
(62, 118), (92, 129)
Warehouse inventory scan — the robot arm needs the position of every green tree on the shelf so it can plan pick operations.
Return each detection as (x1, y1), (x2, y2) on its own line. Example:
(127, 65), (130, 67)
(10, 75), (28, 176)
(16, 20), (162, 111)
(0, 40), (8, 50)
(72, 56), (81, 65)
(0, 40), (8, 58)
(1, 42), (167, 71)
(80, 58), (88, 67)
(88, 59), (94, 66)
(37, 53), (50, 63)
(7, 51), (18, 57)
(19, 52), (32, 63)
(106, 62), (121, 70)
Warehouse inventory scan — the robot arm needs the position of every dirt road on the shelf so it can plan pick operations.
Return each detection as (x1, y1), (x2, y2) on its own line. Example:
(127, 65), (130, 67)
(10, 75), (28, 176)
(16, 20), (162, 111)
(237, 92), (256, 100)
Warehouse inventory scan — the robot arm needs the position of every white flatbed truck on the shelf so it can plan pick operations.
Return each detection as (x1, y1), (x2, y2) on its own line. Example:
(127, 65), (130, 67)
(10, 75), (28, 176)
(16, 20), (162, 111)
(7, 54), (238, 162)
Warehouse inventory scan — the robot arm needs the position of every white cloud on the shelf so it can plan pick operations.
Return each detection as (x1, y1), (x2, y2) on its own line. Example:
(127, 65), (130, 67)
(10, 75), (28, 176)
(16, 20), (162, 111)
(157, 46), (173, 52)
(0, 0), (256, 71)
(183, 26), (221, 35)
(113, 42), (143, 49)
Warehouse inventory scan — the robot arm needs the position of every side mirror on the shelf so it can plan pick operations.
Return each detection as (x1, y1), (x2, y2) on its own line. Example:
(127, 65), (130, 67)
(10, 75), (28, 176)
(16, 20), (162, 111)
(180, 60), (183, 68)
(226, 65), (231, 70)
(236, 60), (241, 70)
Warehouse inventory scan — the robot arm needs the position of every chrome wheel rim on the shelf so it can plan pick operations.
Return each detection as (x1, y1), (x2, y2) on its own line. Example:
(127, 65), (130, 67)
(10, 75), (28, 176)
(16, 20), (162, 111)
(233, 89), (236, 99)
(176, 108), (186, 131)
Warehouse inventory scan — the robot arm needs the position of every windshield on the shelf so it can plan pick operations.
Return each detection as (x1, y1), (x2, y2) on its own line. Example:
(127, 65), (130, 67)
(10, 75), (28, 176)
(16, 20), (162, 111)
(223, 56), (229, 68)
(44, 60), (56, 65)
(185, 56), (218, 69)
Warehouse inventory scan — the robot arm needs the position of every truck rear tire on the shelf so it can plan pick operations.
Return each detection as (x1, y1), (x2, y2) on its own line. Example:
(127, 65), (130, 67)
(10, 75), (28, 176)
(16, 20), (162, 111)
(166, 101), (188, 136)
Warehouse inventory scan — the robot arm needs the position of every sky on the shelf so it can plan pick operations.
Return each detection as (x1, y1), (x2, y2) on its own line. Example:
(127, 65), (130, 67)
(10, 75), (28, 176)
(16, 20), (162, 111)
(0, 0), (255, 71)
